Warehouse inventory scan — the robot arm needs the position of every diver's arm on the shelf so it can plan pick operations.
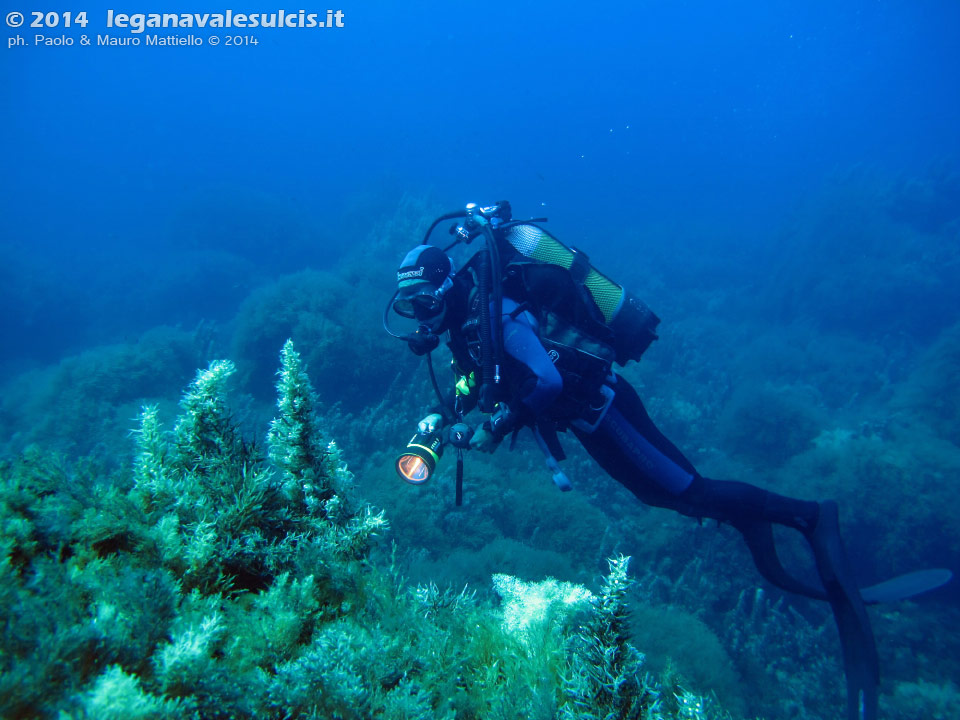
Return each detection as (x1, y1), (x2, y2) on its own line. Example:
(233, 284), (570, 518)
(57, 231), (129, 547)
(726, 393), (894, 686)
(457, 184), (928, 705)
(470, 307), (561, 452)
(499, 299), (562, 419)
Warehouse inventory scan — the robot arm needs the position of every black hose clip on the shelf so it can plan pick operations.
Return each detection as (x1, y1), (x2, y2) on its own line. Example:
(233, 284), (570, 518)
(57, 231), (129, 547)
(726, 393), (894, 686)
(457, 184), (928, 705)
(447, 423), (474, 449)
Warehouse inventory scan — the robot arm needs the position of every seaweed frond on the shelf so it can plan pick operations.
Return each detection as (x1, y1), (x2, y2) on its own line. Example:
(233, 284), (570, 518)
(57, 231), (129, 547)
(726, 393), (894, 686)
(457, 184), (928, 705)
(561, 555), (663, 719)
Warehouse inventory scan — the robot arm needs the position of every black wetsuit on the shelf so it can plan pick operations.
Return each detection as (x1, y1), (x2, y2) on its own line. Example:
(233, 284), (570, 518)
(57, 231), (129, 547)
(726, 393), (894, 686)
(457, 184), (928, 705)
(437, 274), (820, 535)
(572, 373), (820, 532)
(407, 234), (884, 720)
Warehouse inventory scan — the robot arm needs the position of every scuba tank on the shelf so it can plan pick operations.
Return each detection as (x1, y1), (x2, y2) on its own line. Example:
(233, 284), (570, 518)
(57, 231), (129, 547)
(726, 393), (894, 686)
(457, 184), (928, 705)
(498, 222), (660, 366)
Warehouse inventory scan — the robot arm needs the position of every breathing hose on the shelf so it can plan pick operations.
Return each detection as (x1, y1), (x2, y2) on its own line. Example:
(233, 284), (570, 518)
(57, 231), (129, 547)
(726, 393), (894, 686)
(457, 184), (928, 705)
(425, 351), (456, 425)
(477, 242), (494, 412)
(421, 210), (468, 245)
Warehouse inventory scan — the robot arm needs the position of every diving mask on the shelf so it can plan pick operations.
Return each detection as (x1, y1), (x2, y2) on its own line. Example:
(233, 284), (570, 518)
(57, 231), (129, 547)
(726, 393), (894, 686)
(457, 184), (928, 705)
(392, 289), (445, 320)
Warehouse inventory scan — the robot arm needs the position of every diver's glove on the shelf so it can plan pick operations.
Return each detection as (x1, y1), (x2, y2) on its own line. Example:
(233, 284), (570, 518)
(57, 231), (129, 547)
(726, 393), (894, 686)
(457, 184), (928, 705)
(488, 402), (518, 438)
(469, 425), (501, 454)
(417, 413), (444, 434)
(471, 403), (517, 453)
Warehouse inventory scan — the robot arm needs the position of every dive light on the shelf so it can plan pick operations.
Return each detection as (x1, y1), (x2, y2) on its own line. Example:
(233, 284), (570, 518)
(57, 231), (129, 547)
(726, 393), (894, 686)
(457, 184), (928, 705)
(395, 423), (473, 485)
(396, 429), (443, 485)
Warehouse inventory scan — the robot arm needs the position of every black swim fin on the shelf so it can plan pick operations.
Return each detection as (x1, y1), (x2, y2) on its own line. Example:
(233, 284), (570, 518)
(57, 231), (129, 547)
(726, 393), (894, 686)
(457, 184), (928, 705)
(859, 568), (953, 604)
(807, 501), (879, 720)
(735, 503), (954, 720)
(736, 517), (953, 604)
(735, 518), (828, 600)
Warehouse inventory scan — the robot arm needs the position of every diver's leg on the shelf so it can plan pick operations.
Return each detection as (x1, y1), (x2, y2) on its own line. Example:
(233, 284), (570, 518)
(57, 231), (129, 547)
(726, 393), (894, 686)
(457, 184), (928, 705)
(680, 475), (819, 532)
(574, 380), (827, 598)
(580, 376), (819, 531)
(601, 375), (699, 476)
(679, 477), (830, 599)
(576, 378), (877, 719)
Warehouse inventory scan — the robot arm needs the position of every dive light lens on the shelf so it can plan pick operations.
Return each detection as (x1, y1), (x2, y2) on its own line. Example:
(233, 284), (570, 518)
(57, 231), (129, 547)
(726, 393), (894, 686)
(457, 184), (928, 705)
(397, 454), (431, 484)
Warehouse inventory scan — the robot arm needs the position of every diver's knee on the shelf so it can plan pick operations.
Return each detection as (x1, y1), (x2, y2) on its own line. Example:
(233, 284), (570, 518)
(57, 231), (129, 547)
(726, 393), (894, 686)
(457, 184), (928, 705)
(678, 473), (707, 500)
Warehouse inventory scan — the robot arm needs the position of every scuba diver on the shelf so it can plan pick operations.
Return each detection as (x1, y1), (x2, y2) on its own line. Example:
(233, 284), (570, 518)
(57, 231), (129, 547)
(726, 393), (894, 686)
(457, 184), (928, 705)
(383, 201), (951, 720)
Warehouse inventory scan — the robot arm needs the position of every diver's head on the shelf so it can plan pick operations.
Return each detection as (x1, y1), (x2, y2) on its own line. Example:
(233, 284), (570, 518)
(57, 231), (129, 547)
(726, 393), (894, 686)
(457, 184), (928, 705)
(393, 245), (455, 330)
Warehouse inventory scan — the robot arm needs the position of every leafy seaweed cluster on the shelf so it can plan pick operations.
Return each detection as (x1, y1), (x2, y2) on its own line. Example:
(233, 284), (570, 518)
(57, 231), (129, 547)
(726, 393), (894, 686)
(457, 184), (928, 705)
(561, 556), (728, 720)
(130, 348), (384, 597)
(2, 343), (730, 720)
(1, 342), (386, 718)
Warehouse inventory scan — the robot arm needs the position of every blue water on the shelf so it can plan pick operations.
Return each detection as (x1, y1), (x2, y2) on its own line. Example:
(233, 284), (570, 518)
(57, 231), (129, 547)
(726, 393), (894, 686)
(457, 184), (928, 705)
(5, 1), (958, 368)
(2, 2), (959, 717)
